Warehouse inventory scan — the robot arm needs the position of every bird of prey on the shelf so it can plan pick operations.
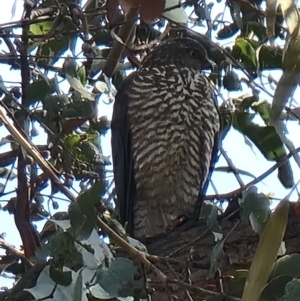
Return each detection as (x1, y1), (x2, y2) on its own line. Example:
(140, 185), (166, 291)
(111, 37), (221, 239)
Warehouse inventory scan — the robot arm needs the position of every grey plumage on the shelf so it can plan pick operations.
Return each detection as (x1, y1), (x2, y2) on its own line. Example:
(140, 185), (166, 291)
(111, 37), (221, 239)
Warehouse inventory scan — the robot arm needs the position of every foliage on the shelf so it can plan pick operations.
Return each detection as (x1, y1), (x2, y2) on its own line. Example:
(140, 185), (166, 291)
(0, 0), (299, 301)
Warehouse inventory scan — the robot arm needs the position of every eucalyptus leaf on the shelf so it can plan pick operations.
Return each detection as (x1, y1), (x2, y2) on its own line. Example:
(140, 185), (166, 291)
(43, 94), (70, 113)
(25, 79), (51, 106)
(271, 254), (300, 279)
(49, 266), (72, 286)
(235, 38), (258, 70)
(163, 0), (188, 23)
(232, 111), (294, 188)
(29, 21), (52, 35)
(96, 258), (145, 299)
(25, 266), (88, 301)
(260, 275), (293, 301)
(38, 36), (69, 66)
(69, 182), (105, 240)
(63, 56), (95, 101)
(208, 239), (225, 278)
(242, 200), (289, 301)
(240, 186), (270, 234)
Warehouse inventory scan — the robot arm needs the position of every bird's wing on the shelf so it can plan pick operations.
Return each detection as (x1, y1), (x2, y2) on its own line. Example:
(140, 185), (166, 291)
(202, 131), (220, 195)
(194, 93), (221, 220)
(111, 72), (137, 236)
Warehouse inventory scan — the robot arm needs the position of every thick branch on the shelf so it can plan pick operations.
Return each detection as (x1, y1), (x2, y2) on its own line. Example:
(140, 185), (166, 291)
(102, 7), (138, 77)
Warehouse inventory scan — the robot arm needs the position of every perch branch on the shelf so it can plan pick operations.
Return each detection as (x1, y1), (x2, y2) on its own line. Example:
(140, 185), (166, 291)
(102, 7), (139, 77)
(96, 216), (167, 282)
(0, 237), (33, 266)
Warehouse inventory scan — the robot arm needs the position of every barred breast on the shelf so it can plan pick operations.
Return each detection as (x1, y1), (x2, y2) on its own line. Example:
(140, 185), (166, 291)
(127, 65), (220, 238)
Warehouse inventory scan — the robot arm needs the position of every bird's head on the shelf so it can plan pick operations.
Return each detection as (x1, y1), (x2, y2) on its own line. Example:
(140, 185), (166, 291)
(141, 38), (209, 71)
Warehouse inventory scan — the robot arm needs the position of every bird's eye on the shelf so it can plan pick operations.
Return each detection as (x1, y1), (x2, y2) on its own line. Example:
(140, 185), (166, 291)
(189, 50), (197, 58)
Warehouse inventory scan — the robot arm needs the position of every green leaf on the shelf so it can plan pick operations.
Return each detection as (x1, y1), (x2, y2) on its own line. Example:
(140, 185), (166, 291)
(69, 182), (105, 240)
(63, 57), (94, 101)
(242, 200), (289, 301)
(240, 186), (270, 234)
(42, 94), (70, 113)
(235, 38), (259, 70)
(69, 202), (94, 240)
(90, 116), (110, 136)
(112, 70), (126, 91)
(38, 36), (69, 66)
(80, 141), (108, 165)
(230, 270), (249, 298)
(29, 21), (52, 35)
(96, 258), (145, 299)
(280, 279), (300, 300)
(233, 112), (285, 161)
(60, 101), (95, 119)
(243, 22), (267, 41)
(260, 275), (293, 301)
(49, 232), (75, 256)
(277, 163), (294, 189)
(163, 1), (188, 23)
(271, 254), (300, 279)
(77, 65), (87, 86)
(251, 101), (272, 125)
(63, 134), (82, 148)
(76, 229), (113, 268)
(206, 204), (222, 235)
(25, 266), (88, 301)
(25, 79), (51, 106)
(92, 30), (113, 45)
(232, 111), (294, 188)
(208, 239), (225, 278)
(48, 218), (71, 231)
(49, 265), (72, 286)
(77, 181), (105, 209)
(89, 284), (112, 300)
(233, 38), (283, 70)
(72, 270), (84, 301)
(257, 45), (283, 69)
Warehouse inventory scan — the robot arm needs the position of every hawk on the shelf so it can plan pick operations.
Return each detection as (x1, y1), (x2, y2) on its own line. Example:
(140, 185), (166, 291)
(111, 37), (221, 239)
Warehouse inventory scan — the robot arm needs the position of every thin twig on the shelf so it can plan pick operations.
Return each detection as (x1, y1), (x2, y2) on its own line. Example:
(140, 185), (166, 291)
(96, 216), (167, 282)
(168, 229), (210, 257)
(205, 146), (300, 201)
(102, 7), (139, 78)
(0, 237), (33, 266)
(220, 146), (244, 187)
(164, 260), (194, 301)
(152, 278), (219, 297)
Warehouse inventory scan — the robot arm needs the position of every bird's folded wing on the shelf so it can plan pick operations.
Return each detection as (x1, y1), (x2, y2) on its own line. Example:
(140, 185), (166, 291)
(111, 72), (137, 236)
